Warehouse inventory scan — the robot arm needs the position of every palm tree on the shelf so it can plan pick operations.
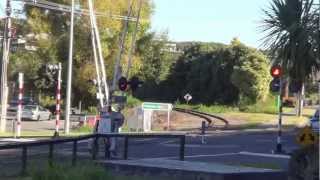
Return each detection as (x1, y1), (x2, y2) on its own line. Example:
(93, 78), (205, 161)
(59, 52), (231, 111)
(261, 0), (319, 116)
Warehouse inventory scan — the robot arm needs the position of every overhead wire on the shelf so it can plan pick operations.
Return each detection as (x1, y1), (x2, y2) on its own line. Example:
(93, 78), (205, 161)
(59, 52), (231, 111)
(14, 0), (137, 21)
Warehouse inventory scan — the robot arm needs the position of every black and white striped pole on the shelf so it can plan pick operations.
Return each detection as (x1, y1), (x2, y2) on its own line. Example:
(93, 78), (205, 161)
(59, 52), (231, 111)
(48, 63), (62, 137)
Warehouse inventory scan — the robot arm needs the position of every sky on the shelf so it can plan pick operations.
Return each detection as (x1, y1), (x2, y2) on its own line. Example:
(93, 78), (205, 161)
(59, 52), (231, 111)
(0, 0), (270, 48)
(151, 0), (270, 48)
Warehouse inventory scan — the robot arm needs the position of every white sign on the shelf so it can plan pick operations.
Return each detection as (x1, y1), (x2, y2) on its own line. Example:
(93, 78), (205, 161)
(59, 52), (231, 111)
(141, 102), (173, 132)
(96, 92), (105, 100)
(142, 102), (173, 111)
(184, 93), (192, 102)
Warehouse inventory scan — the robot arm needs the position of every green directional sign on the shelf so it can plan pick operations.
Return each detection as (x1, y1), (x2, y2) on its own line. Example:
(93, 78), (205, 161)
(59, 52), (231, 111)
(142, 102), (172, 111)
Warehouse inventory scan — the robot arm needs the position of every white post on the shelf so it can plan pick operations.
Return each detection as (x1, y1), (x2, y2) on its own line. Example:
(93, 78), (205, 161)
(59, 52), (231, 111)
(55, 63), (62, 135)
(16, 73), (23, 138)
(88, 0), (104, 108)
(0, 0), (12, 132)
(64, 0), (75, 134)
(88, 0), (110, 106)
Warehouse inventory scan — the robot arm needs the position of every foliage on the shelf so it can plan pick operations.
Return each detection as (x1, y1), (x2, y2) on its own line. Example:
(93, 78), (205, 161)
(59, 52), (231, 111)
(27, 162), (155, 180)
(175, 103), (237, 114)
(139, 39), (272, 106)
(136, 32), (173, 83)
(241, 94), (278, 114)
(8, 0), (153, 109)
(126, 95), (141, 108)
(29, 163), (111, 180)
(230, 39), (271, 106)
(261, 0), (319, 83)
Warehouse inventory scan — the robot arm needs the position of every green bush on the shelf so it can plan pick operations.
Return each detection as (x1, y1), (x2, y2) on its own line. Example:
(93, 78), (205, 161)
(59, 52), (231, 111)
(39, 95), (56, 107)
(238, 95), (278, 114)
(126, 95), (142, 108)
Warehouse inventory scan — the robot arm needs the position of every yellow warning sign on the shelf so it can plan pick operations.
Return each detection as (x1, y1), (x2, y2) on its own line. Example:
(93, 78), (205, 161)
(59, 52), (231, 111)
(296, 126), (318, 146)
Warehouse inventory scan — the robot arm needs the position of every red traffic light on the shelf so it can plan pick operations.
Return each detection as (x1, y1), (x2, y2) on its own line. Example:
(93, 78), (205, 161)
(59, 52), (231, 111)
(270, 65), (282, 78)
(118, 77), (128, 91)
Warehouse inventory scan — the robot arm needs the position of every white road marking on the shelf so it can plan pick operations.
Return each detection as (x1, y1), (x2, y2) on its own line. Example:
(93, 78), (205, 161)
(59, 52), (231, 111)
(239, 151), (291, 159)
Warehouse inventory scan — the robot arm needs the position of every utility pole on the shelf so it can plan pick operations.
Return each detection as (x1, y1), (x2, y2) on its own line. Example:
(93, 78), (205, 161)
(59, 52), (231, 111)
(64, 0), (75, 134)
(111, 0), (133, 91)
(125, 0), (143, 78)
(0, 0), (12, 132)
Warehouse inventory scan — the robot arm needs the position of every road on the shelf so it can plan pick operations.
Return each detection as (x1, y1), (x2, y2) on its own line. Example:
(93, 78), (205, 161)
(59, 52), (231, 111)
(0, 128), (300, 177)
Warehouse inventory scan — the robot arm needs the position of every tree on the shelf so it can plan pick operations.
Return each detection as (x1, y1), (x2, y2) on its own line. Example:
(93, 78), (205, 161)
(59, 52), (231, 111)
(261, 0), (320, 116)
(230, 39), (271, 108)
(9, 0), (153, 108)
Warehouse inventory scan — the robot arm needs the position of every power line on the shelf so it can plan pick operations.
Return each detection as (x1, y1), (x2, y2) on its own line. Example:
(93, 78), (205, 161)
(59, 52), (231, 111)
(13, 0), (137, 21)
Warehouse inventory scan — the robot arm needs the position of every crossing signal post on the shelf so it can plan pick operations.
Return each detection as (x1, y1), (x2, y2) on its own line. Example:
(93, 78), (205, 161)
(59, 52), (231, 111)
(270, 65), (284, 154)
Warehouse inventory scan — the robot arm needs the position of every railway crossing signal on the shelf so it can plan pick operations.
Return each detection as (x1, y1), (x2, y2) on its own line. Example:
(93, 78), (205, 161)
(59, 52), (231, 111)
(118, 77), (128, 91)
(270, 65), (282, 78)
(118, 76), (143, 92)
(270, 65), (283, 93)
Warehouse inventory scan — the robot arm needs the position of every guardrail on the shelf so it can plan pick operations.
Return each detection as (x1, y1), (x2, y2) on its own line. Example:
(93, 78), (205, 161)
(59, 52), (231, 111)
(0, 133), (185, 175)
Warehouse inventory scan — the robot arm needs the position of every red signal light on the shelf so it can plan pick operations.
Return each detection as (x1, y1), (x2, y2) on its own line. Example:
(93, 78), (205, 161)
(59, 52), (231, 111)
(271, 65), (282, 78)
(118, 77), (128, 91)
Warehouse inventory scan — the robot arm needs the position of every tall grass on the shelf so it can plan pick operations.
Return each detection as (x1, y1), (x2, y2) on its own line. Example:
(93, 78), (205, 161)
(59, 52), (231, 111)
(241, 95), (278, 114)
(27, 163), (148, 180)
(29, 163), (111, 180)
(175, 95), (278, 114)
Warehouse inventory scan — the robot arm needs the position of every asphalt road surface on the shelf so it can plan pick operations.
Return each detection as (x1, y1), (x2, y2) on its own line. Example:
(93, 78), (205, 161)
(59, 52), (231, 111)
(0, 128), (300, 177)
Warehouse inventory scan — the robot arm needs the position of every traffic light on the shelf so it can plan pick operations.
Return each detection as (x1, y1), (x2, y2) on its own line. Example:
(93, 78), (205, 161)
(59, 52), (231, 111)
(270, 65), (282, 93)
(270, 65), (282, 78)
(118, 77), (128, 91)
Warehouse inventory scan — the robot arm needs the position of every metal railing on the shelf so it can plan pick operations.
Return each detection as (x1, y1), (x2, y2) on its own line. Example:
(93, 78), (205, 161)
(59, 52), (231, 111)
(0, 133), (186, 175)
